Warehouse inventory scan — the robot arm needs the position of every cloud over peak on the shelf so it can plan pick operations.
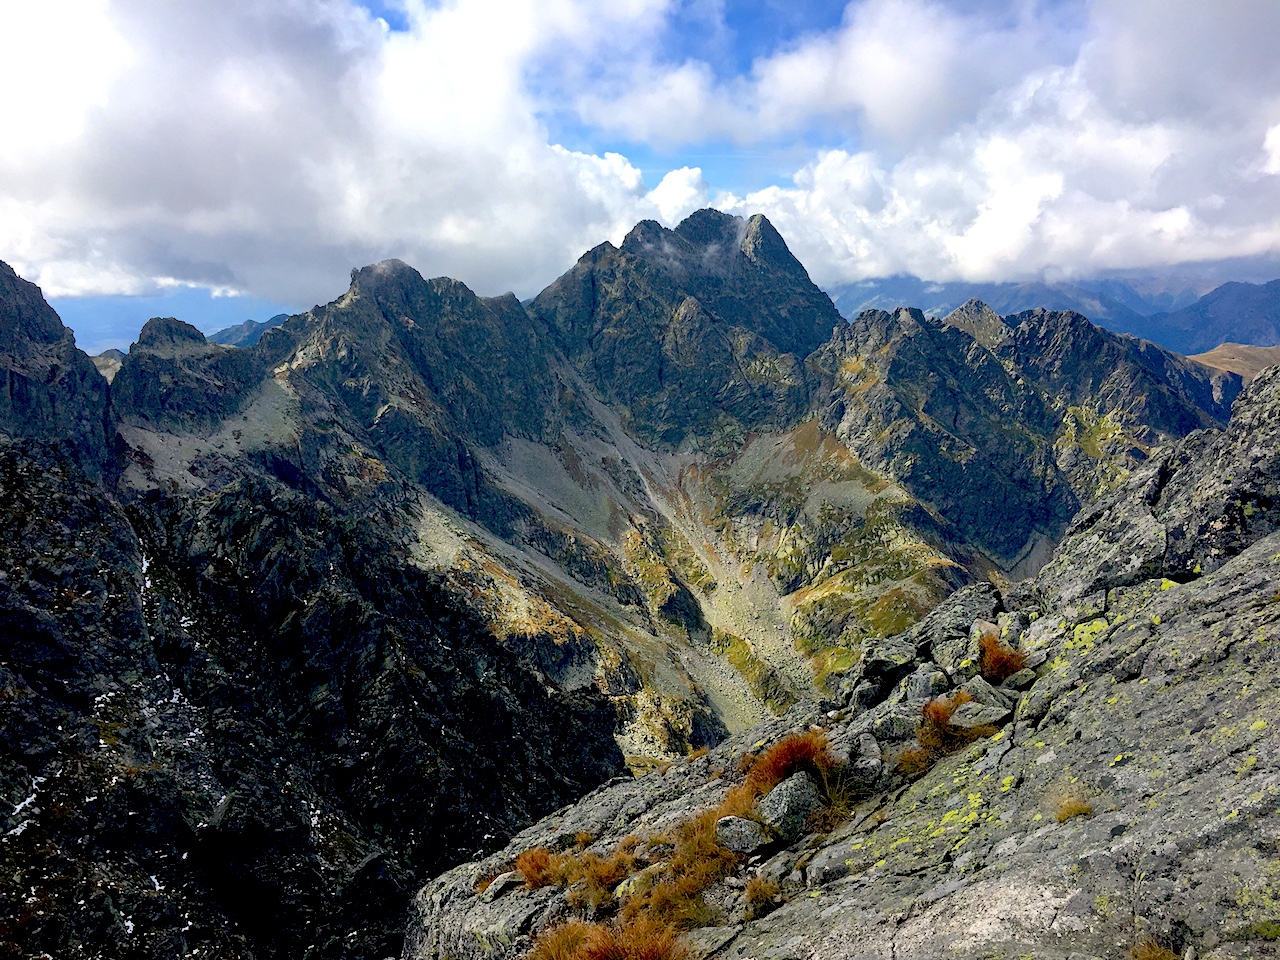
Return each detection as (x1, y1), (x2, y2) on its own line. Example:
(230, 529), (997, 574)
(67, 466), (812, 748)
(2, 0), (1279, 312)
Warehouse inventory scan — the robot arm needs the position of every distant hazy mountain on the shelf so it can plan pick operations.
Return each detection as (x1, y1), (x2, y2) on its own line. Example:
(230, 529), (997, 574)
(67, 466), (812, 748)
(90, 346), (126, 383)
(826, 275), (1208, 326)
(1136, 279), (1280, 353)
(826, 274), (1280, 353)
(208, 311), (289, 346)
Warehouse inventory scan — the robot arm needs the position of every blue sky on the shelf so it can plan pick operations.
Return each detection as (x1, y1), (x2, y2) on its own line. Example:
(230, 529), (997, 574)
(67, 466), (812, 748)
(3, 1), (1280, 352)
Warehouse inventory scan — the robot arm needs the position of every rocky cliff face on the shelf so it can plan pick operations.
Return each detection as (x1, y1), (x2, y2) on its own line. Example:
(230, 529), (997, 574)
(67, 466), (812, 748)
(531, 210), (836, 450)
(0, 262), (110, 475)
(403, 359), (1280, 960)
(0, 209), (1260, 960)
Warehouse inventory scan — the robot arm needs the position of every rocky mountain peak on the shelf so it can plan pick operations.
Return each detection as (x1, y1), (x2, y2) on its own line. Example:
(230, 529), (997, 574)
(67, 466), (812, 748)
(114, 317), (266, 433)
(0, 260), (109, 472)
(621, 210), (807, 288)
(349, 257), (421, 291)
(738, 212), (798, 272)
(0, 259), (75, 350)
(134, 316), (210, 351)
(940, 297), (1008, 348)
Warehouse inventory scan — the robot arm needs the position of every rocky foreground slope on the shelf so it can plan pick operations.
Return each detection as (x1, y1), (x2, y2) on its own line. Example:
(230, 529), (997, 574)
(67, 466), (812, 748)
(405, 365), (1280, 960)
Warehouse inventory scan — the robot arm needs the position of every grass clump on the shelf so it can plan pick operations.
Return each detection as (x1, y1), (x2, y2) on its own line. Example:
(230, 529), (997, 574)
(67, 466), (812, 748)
(518, 847), (561, 888)
(516, 839), (640, 909)
(895, 690), (999, 777)
(743, 875), (780, 920)
(740, 730), (838, 798)
(978, 631), (1027, 684)
(1044, 783), (1094, 823)
(1128, 937), (1179, 960)
(628, 730), (847, 927)
(621, 808), (737, 928)
(1054, 796), (1093, 822)
(524, 730), (846, 959)
(529, 917), (690, 960)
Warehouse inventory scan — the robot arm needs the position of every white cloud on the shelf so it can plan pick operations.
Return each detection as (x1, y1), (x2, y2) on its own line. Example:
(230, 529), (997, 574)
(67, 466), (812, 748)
(1265, 125), (1280, 176)
(0, 0), (678, 302)
(647, 167), (709, 225)
(712, 2), (1280, 285)
(0, 0), (132, 165)
(3, 0), (1280, 311)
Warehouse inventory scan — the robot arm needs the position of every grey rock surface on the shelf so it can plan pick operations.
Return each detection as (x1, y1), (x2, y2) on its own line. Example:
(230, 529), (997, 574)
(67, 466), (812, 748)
(0, 261), (109, 474)
(716, 816), (770, 855)
(757, 772), (826, 845)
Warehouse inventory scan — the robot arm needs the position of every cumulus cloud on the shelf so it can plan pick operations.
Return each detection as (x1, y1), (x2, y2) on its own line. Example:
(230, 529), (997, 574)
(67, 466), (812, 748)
(576, 0), (1073, 147)
(647, 167), (710, 224)
(710, 0), (1280, 284)
(2, 0), (1280, 310)
(0, 0), (681, 303)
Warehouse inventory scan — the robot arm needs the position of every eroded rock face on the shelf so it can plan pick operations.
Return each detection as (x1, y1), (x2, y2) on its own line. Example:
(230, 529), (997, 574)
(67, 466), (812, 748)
(112, 318), (268, 433)
(403, 365), (1280, 960)
(530, 211), (836, 449)
(0, 281), (627, 960)
(1037, 363), (1280, 602)
(0, 441), (625, 960)
(0, 261), (109, 474)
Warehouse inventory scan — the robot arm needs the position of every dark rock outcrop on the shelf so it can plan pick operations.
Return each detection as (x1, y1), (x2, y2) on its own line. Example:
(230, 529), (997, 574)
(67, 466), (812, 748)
(0, 439), (625, 960)
(0, 261), (109, 473)
(0, 275), (627, 960)
(112, 319), (268, 433)
(531, 211), (836, 449)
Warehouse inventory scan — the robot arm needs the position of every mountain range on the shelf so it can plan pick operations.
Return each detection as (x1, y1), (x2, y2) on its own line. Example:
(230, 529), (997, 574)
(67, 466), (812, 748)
(830, 274), (1280, 355)
(0, 210), (1266, 960)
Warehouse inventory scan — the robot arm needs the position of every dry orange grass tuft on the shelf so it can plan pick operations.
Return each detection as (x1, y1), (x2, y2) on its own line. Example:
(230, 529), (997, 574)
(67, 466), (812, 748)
(719, 730), (843, 827)
(743, 875), (780, 920)
(893, 743), (934, 777)
(526, 730), (846, 960)
(742, 730), (838, 796)
(1044, 783), (1094, 823)
(978, 631), (1027, 684)
(621, 809), (737, 928)
(1054, 796), (1093, 822)
(518, 847), (560, 888)
(920, 688), (971, 731)
(517, 839), (640, 908)
(566, 846), (640, 910)
(574, 831), (596, 849)
(529, 917), (690, 960)
(528, 920), (595, 960)
(896, 690), (999, 777)
(1129, 938), (1179, 960)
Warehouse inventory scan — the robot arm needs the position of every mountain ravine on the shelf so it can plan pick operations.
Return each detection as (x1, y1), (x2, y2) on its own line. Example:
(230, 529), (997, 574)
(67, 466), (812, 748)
(0, 210), (1253, 959)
